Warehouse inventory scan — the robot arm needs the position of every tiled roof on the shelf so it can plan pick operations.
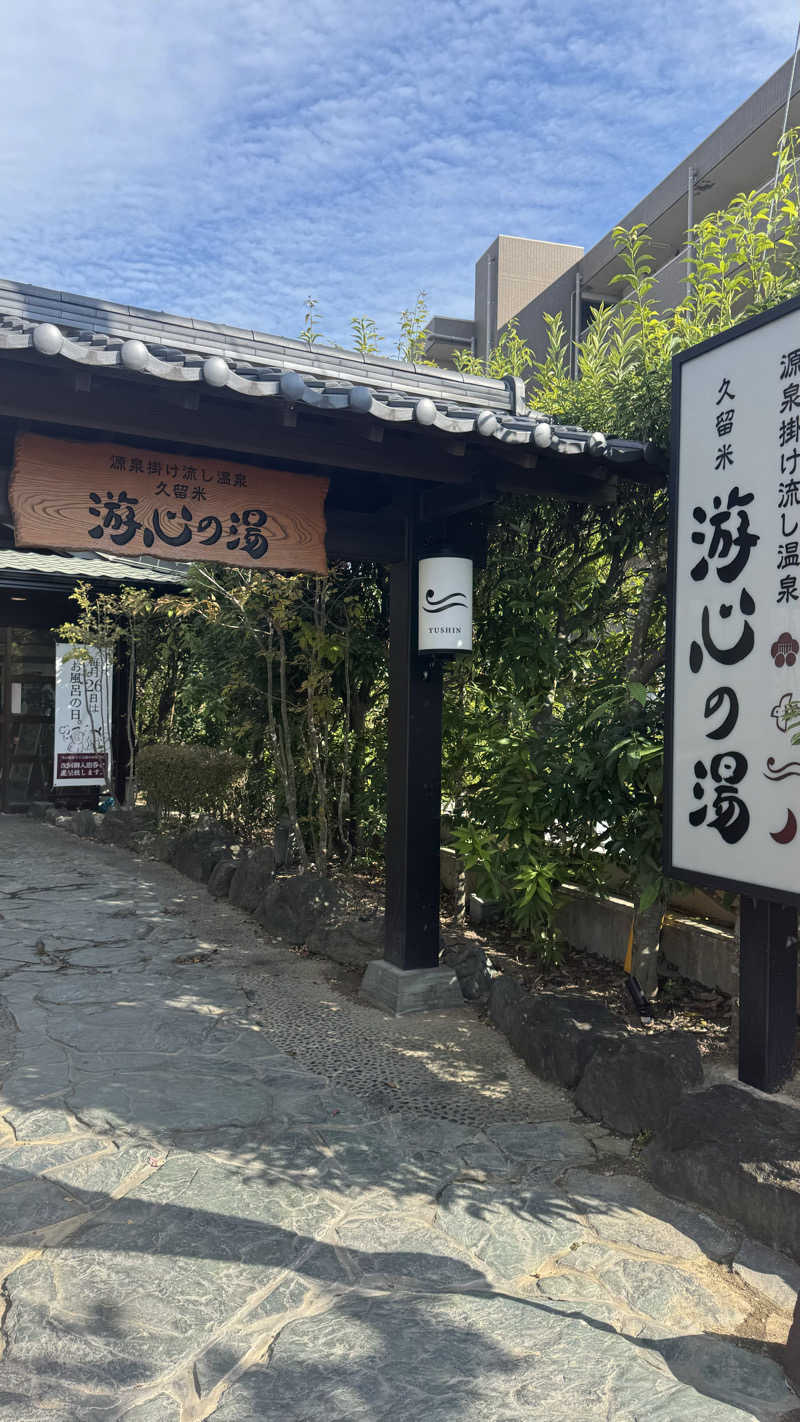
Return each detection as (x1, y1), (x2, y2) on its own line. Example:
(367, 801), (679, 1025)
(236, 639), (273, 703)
(0, 548), (186, 588)
(0, 279), (662, 474)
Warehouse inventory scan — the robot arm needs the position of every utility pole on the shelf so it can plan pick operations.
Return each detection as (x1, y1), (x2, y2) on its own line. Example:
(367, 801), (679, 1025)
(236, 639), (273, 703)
(686, 165), (696, 300)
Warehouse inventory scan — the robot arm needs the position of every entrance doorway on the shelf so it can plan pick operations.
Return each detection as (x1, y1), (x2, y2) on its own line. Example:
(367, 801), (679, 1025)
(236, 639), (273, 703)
(0, 627), (55, 811)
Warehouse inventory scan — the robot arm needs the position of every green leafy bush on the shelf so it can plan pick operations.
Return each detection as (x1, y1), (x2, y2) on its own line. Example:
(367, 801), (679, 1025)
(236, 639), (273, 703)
(137, 743), (246, 822)
(450, 820), (565, 963)
(222, 761), (276, 841)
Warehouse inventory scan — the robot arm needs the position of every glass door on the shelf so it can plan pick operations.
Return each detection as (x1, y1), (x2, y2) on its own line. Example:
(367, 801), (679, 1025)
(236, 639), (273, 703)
(1, 629), (55, 811)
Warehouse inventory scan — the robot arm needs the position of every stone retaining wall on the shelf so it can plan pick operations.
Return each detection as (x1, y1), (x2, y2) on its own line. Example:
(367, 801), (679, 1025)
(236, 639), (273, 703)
(443, 936), (800, 1265)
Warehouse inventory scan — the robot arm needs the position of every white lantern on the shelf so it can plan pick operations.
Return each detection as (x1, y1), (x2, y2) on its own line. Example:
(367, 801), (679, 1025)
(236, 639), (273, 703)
(418, 556), (473, 653)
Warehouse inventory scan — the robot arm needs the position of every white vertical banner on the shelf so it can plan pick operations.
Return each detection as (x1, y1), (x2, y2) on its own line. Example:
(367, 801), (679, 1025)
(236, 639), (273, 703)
(667, 295), (800, 903)
(53, 644), (113, 788)
(418, 556), (473, 652)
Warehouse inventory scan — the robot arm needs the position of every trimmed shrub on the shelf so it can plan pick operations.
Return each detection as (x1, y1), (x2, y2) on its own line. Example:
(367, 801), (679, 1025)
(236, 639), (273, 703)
(137, 743), (246, 822)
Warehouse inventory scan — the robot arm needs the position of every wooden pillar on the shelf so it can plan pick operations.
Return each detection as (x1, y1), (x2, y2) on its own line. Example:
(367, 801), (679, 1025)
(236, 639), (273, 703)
(739, 896), (798, 1093)
(384, 509), (443, 971)
(112, 643), (132, 805)
(0, 626), (9, 813)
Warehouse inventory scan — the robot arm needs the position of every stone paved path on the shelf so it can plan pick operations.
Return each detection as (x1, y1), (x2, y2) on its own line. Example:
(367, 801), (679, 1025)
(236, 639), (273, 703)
(0, 818), (798, 1421)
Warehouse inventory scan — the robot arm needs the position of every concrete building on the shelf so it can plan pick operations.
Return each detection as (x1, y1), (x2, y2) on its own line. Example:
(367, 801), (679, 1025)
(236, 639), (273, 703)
(427, 54), (800, 373)
(425, 236), (582, 368)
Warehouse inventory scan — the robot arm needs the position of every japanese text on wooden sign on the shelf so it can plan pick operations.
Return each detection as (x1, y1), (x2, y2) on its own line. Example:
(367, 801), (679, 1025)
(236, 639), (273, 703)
(667, 296), (800, 903)
(10, 434), (328, 574)
(53, 643), (112, 787)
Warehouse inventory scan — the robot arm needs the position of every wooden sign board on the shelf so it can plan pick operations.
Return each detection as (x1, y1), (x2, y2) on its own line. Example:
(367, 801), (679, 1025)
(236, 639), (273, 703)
(10, 433), (329, 573)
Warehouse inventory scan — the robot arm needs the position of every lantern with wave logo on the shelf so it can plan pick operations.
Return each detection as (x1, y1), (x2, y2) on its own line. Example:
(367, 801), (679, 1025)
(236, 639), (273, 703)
(418, 556), (473, 653)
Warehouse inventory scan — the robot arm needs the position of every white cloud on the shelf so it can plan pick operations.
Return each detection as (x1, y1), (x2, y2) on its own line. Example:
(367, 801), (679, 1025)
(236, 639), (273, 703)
(0, 0), (797, 346)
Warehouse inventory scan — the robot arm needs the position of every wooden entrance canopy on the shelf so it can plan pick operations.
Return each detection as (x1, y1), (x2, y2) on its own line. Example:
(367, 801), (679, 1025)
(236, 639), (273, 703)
(0, 276), (663, 990)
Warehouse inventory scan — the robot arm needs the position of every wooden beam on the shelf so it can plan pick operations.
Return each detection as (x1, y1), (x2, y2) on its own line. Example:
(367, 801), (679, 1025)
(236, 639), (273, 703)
(419, 480), (495, 522)
(497, 468), (618, 504)
(326, 508), (405, 563)
(0, 359), (475, 487)
(0, 356), (629, 501)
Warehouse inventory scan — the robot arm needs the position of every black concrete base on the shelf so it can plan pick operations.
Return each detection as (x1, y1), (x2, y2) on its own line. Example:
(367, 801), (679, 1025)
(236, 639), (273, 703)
(359, 960), (463, 1015)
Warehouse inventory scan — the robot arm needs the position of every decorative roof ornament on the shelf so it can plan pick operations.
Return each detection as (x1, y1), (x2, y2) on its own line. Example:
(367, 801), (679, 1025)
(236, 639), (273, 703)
(32, 323), (63, 356)
(120, 339), (149, 371)
(0, 281), (665, 477)
(202, 355), (229, 386)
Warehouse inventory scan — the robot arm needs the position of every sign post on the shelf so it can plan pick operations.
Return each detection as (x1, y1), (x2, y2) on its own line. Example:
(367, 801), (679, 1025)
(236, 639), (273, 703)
(667, 295), (800, 1092)
(363, 506), (479, 1014)
(738, 897), (798, 1091)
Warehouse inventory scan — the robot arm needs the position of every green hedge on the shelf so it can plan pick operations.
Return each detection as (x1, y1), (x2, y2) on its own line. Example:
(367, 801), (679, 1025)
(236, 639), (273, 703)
(137, 743), (246, 821)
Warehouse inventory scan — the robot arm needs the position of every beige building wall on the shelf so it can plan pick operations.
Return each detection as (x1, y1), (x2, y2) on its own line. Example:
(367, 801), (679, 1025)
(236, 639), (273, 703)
(474, 236), (583, 361)
(496, 235), (584, 329)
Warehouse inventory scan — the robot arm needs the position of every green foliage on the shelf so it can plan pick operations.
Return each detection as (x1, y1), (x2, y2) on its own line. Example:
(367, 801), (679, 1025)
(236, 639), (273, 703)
(221, 762), (276, 841)
(137, 743), (246, 822)
(300, 296), (322, 346)
(453, 318), (534, 380)
(450, 819), (564, 959)
(152, 562), (389, 868)
(397, 291), (431, 363)
(441, 136), (800, 948)
(350, 315), (382, 354)
(449, 822), (505, 901)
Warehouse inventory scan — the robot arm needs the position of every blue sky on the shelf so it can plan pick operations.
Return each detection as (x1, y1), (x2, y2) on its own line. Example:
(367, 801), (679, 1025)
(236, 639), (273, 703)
(1, 1), (798, 352)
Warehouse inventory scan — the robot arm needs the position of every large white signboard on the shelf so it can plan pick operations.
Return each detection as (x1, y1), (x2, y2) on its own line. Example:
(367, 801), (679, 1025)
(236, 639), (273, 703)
(667, 295), (800, 903)
(53, 643), (112, 788)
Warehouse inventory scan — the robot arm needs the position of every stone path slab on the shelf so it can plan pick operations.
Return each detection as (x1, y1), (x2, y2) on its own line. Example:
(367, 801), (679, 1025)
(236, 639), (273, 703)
(0, 817), (797, 1420)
